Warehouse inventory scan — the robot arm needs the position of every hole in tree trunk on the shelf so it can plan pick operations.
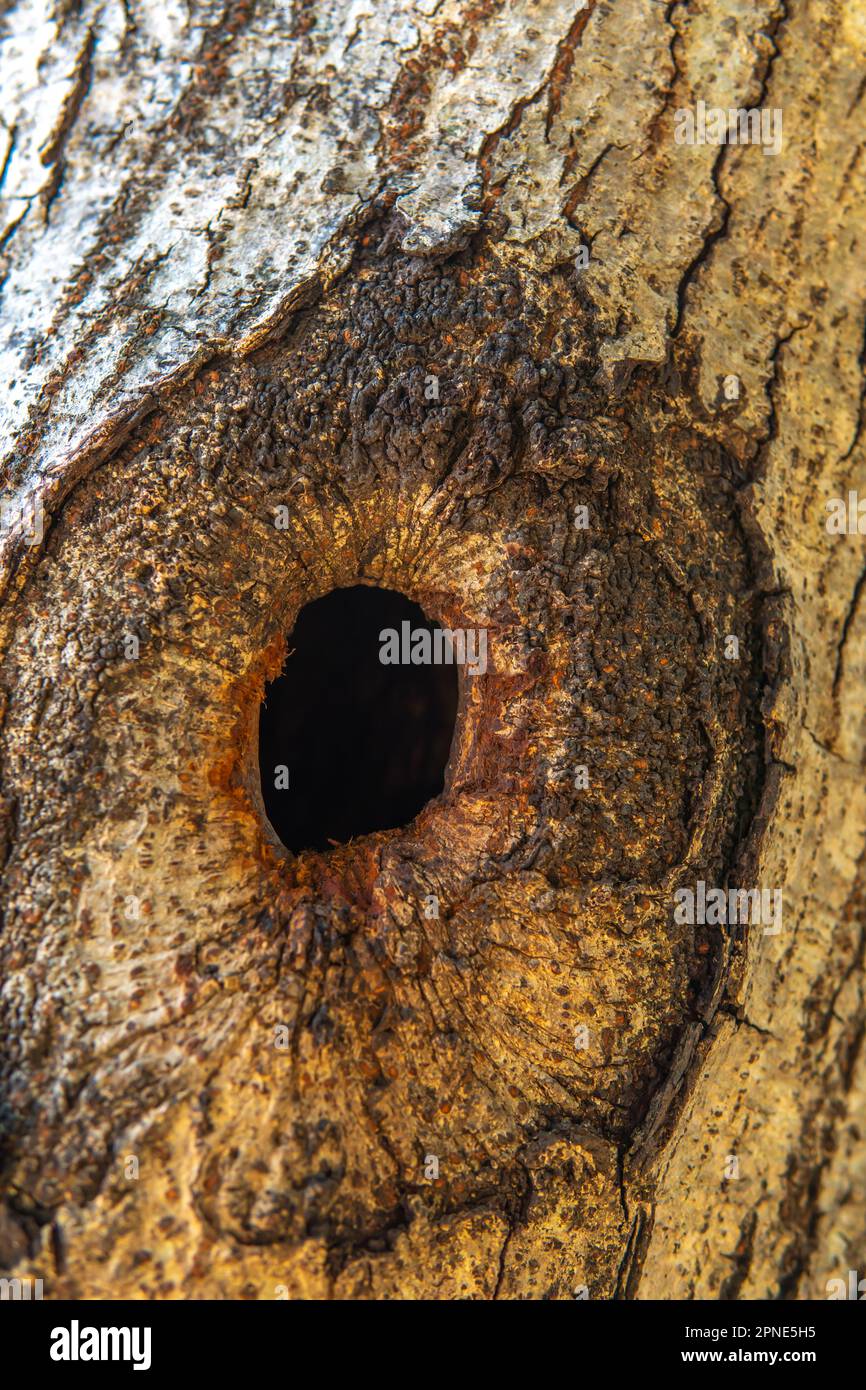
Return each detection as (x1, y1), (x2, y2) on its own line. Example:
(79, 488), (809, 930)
(259, 585), (460, 853)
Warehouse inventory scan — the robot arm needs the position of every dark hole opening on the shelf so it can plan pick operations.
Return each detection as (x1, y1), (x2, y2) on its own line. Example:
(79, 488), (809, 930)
(259, 585), (459, 853)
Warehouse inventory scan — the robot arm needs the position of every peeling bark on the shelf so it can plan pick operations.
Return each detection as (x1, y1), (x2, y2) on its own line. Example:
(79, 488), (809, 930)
(0, 0), (864, 1300)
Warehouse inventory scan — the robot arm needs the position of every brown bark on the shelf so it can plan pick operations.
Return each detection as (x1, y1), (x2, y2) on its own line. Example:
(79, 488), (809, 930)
(0, 0), (864, 1299)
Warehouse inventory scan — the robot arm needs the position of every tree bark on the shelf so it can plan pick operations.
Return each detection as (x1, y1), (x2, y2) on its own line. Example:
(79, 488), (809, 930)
(0, 0), (864, 1300)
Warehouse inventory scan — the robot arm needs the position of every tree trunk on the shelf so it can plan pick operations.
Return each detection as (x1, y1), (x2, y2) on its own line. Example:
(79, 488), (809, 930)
(0, 0), (864, 1300)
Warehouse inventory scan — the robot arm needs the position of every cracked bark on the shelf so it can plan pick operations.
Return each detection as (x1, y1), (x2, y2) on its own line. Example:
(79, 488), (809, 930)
(0, 0), (864, 1300)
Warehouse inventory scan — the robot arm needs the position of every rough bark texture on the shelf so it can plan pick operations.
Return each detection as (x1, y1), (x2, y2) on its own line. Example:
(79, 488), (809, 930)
(0, 0), (864, 1300)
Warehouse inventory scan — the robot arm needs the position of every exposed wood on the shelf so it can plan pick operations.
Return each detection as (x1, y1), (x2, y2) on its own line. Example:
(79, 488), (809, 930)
(0, 0), (864, 1299)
